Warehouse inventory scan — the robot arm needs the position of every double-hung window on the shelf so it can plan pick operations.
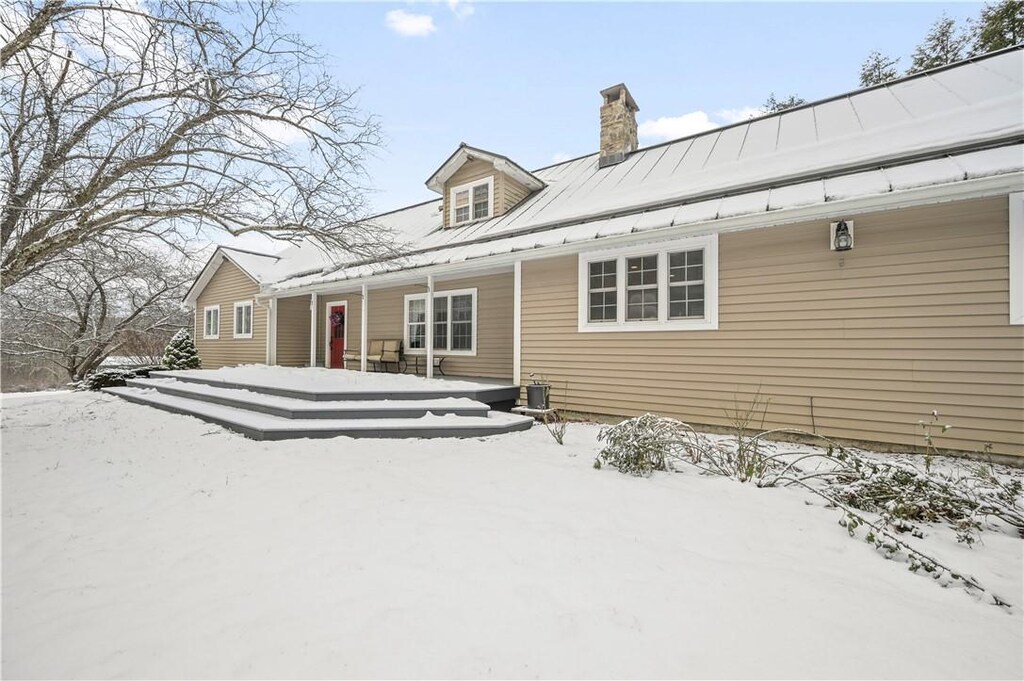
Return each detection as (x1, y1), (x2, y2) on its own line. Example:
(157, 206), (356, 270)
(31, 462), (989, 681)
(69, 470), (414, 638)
(449, 177), (493, 226)
(668, 249), (705, 320)
(626, 254), (659, 321)
(203, 305), (220, 339)
(404, 288), (477, 354)
(578, 234), (718, 332)
(233, 301), (253, 339)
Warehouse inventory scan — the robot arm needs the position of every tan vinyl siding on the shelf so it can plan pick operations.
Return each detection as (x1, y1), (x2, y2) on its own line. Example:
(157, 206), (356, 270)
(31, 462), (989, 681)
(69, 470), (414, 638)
(276, 295), (312, 366)
(503, 175), (530, 212)
(358, 272), (513, 379)
(193, 260), (266, 369)
(521, 196), (1024, 457)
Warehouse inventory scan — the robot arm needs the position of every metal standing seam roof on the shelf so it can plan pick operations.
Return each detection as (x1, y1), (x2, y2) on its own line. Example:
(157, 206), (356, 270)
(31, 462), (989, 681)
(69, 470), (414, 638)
(219, 247), (280, 283)
(266, 46), (1024, 292)
(271, 143), (1024, 291)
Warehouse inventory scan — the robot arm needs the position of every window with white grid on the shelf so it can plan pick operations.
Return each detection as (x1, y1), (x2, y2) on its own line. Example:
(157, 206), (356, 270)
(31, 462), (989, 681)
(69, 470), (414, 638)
(626, 254), (659, 321)
(449, 177), (494, 226)
(404, 288), (477, 355)
(588, 259), (617, 323)
(577, 234), (718, 332)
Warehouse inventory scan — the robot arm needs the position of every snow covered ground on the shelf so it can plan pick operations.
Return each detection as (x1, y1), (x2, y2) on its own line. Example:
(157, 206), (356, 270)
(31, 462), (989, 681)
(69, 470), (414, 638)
(2, 391), (1022, 679)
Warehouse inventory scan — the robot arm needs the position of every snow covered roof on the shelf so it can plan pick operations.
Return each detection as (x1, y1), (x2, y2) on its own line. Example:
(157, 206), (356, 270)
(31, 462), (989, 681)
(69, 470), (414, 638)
(272, 142), (1024, 291)
(219, 247), (280, 283)
(425, 144), (546, 194)
(227, 47), (1023, 294)
(257, 199), (443, 285)
(183, 246), (280, 304)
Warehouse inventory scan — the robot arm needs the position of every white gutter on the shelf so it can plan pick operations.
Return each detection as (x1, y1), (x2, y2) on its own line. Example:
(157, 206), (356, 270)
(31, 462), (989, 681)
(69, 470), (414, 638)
(262, 172), (1023, 299)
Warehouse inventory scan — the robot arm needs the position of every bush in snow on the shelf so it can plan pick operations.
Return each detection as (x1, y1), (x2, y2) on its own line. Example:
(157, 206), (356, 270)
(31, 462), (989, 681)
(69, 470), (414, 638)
(162, 329), (201, 370)
(594, 413), (692, 476)
(73, 365), (164, 391)
(594, 413), (1024, 607)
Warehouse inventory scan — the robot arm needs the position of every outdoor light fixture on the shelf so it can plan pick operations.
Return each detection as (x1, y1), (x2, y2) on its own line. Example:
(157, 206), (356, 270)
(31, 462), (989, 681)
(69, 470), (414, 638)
(831, 220), (854, 251)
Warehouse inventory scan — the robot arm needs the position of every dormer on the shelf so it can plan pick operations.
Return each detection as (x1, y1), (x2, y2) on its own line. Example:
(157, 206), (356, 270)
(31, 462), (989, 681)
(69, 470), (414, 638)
(426, 144), (545, 228)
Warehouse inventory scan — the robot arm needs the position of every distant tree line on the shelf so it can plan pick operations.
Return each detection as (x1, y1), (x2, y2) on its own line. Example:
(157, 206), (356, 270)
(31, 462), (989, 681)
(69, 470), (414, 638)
(860, 0), (1024, 86)
(759, 0), (1023, 113)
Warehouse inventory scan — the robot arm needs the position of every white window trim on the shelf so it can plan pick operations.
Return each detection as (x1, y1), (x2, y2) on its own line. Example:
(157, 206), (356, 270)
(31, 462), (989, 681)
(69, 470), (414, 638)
(203, 305), (220, 340)
(449, 176), (494, 227)
(577, 233), (719, 332)
(233, 300), (254, 339)
(1010, 192), (1023, 325)
(403, 287), (478, 356)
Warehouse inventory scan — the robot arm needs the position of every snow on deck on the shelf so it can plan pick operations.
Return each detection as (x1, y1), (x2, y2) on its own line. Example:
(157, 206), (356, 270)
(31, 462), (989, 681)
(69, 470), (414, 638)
(135, 376), (489, 412)
(2, 390), (1021, 678)
(166, 365), (514, 393)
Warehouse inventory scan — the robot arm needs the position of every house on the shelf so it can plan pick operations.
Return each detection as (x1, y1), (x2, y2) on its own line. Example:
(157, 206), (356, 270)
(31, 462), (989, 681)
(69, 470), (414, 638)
(184, 47), (1024, 457)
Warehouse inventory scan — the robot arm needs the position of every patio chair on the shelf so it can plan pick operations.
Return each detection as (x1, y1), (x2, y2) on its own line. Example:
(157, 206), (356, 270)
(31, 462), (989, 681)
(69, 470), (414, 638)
(380, 339), (405, 373)
(365, 340), (384, 371)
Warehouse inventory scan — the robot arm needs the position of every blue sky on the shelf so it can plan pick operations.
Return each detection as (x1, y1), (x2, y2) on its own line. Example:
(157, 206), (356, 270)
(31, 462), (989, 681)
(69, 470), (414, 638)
(283, 1), (981, 218)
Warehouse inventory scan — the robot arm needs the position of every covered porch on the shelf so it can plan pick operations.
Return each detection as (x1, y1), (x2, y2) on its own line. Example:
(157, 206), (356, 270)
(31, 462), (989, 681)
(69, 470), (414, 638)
(265, 264), (521, 386)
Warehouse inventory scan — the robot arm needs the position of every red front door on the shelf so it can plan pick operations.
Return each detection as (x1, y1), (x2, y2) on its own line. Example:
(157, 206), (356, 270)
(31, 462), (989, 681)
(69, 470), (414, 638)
(329, 304), (345, 368)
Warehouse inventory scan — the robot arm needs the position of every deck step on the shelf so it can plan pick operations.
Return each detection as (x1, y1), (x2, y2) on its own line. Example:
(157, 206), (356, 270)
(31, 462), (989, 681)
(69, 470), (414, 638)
(125, 378), (491, 419)
(102, 386), (534, 440)
(164, 371), (519, 409)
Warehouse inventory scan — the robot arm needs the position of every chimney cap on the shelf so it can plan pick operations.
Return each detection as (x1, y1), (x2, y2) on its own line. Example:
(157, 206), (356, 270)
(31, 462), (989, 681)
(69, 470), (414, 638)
(600, 83), (639, 112)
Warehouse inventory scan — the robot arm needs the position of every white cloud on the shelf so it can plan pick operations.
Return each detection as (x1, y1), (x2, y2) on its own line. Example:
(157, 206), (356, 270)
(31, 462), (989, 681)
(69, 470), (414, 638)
(448, 0), (475, 20)
(252, 118), (306, 147)
(716, 106), (761, 124)
(385, 9), (437, 37)
(638, 112), (719, 142)
(638, 106), (761, 143)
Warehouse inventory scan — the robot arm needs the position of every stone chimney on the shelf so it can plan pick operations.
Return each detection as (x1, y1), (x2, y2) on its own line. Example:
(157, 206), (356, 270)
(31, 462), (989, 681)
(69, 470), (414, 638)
(599, 83), (639, 168)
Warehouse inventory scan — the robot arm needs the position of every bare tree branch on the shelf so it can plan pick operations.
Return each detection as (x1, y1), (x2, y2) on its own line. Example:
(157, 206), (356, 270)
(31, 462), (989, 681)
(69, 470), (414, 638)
(1, 0), (387, 289)
(1, 242), (195, 380)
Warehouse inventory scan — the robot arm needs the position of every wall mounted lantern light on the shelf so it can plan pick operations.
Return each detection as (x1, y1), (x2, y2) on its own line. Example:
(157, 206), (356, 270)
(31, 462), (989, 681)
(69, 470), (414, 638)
(831, 220), (854, 251)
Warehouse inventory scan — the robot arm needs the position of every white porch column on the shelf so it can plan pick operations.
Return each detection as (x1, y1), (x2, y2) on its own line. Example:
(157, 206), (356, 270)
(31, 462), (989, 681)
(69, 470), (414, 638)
(309, 292), (318, 367)
(425, 275), (434, 379)
(513, 260), (522, 385)
(267, 298), (277, 365)
(360, 284), (368, 373)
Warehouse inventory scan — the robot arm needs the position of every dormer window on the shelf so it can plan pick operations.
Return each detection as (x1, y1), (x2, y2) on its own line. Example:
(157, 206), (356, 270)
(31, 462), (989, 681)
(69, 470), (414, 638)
(450, 176), (493, 225)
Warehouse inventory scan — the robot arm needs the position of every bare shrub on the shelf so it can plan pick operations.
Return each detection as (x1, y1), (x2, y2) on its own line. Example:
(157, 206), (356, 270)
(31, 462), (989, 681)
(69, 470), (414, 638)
(594, 412), (1023, 607)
